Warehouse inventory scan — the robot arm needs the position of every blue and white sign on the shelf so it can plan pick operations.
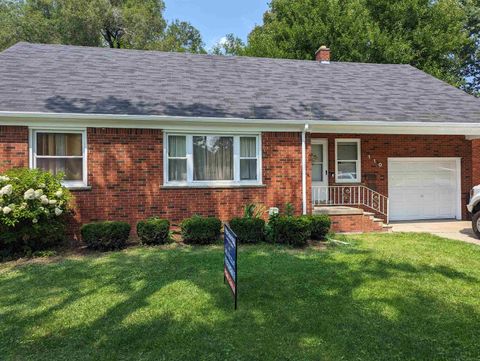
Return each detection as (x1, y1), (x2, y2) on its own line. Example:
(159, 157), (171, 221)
(224, 224), (238, 309)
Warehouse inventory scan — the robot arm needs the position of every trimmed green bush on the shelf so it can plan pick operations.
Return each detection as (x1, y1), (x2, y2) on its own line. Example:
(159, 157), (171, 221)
(275, 216), (311, 247)
(181, 215), (222, 245)
(0, 168), (72, 258)
(230, 217), (265, 243)
(137, 218), (170, 245)
(81, 221), (131, 251)
(305, 214), (331, 240)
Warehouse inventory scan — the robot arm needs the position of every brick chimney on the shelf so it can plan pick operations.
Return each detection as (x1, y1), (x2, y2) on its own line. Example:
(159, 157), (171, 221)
(315, 45), (330, 63)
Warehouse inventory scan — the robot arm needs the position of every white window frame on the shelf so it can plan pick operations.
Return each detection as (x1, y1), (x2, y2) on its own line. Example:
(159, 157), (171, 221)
(164, 133), (262, 187)
(29, 128), (88, 188)
(335, 138), (361, 183)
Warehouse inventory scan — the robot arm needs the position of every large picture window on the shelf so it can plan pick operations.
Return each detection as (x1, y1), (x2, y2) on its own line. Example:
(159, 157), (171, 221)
(32, 130), (87, 188)
(165, 134), (261, 185)
(335, 139), (361, 183)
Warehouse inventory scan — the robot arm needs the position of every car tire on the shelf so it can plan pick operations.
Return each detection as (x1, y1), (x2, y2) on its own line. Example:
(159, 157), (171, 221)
(472, 212), (480, 239)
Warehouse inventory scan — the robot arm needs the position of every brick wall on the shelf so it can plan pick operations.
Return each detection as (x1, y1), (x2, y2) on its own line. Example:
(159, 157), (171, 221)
(0, 126), (28, 172)
(311, 133), (473, 219)
(472, 139), (480, 186)
(70, 129), (305, 236)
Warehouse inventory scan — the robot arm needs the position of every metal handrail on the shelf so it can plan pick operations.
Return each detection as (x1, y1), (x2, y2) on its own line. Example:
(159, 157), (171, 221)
(312, 185), (389, 223)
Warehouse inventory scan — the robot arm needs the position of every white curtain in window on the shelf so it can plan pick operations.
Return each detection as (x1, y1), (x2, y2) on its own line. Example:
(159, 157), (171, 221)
(240, 137), (257, 180)
(193, 136), (233, 180)
(36, 133), (83, 181)
(168, 136), (187, 181)
(337, 142), (358, 180)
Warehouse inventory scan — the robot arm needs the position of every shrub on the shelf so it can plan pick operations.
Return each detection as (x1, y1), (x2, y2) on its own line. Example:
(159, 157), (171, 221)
(243, 203), (267, 219)
(81, 221), (131, 251)
(284, 202), (295, 216)
(230, 217), (265, 243)
(137, 218), (170, 245)
(180, 215), (222, 245)
(275, 216), (311, 247)
(0, 168), (72, 258)
(306, 215), (332, 240)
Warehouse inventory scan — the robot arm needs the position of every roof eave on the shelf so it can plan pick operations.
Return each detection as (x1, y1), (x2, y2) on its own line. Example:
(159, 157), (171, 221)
(0, 111), (479, 135)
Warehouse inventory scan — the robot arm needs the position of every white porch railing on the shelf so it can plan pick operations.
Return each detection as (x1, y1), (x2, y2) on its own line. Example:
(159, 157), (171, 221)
(312, 185), (389, 223)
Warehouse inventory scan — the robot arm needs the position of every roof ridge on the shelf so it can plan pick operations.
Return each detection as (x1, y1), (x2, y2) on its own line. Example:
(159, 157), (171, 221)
(2, 41), (415, 68)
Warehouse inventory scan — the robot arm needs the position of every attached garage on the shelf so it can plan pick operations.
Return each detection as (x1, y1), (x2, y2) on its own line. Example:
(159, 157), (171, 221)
(388, 158), (461, 221)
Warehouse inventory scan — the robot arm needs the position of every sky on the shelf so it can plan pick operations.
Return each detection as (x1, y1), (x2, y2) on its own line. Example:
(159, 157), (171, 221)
(164, 0), (269, 50)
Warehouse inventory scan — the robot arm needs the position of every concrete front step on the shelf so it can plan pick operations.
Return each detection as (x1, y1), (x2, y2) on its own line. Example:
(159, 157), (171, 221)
(313, 206), (389, 233)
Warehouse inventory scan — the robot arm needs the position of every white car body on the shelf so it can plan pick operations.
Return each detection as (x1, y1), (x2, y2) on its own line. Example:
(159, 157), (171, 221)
(467, 185), (480, 213)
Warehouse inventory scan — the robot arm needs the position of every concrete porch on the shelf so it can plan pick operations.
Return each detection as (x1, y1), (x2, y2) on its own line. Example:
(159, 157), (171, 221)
(314, 206), (391, 233)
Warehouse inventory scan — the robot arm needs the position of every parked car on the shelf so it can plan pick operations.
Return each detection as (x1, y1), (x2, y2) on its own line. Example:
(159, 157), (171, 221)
(467, 185), (480, 238)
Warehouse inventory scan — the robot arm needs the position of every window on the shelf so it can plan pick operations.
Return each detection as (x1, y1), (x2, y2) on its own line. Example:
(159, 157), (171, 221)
(32, 130), (87, 188)
(165, 134), (261, 185)
(335, 139), (361, 183)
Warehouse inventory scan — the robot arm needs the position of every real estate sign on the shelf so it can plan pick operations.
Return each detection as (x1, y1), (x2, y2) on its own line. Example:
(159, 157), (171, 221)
(224, 223), (238, 310)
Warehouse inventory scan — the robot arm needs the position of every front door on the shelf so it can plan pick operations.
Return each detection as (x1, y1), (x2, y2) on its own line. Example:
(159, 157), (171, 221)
(312, 139), (328, 204)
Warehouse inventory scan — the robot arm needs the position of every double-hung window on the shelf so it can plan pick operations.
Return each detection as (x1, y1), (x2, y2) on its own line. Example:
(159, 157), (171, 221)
(31, 129), (87, 188)
(335, 139), (361, 183)
(165, 134), (261, 185)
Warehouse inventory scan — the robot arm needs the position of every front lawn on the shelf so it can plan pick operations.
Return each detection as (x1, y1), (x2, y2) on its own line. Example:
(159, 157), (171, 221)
(1, 233), (480, 361)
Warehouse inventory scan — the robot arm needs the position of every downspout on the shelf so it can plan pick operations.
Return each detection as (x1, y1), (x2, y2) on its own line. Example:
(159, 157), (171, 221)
(301, 123), (309, 215)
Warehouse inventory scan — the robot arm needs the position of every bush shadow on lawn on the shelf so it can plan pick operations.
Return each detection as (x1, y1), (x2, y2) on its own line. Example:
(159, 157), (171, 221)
(0, 238), (479, 361)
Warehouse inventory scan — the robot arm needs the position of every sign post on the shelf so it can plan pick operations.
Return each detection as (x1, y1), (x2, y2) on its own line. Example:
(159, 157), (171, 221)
(224, 223), (238, 310)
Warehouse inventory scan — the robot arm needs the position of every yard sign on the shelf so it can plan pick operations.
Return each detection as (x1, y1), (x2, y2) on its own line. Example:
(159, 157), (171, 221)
(224, 223), (238, 310)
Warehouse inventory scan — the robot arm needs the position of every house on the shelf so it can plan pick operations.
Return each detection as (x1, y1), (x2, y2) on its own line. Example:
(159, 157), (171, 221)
(0, 42), (479, 234)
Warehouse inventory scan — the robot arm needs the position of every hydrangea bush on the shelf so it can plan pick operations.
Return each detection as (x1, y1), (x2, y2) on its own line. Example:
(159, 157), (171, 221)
(0, 168), (72, 258)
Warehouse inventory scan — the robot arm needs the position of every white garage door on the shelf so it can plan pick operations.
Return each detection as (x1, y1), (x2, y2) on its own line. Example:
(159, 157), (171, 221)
(388, 158), (460, 221)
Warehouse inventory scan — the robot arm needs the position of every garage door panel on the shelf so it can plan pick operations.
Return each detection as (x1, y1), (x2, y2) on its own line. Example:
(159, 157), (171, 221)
(388, 159), (459, 221)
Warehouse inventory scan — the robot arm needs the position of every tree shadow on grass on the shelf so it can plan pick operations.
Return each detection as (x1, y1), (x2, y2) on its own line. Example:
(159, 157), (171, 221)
(0, 244), (479, 360)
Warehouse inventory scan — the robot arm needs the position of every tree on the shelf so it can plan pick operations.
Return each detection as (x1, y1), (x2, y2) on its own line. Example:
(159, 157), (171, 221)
(157, 20), (205, 53)
(211, 33), (245, 56)
(242, 0), (475, 91)
(460, 0), (480, 96)
(0, 0), (204, 53)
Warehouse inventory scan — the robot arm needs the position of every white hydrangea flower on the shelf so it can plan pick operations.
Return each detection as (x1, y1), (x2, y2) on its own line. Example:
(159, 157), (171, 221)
(32, 218), (38, 224)
(0, 184), (13, 196)
(34, 189), (43, 199)
(24, 189), (35, 200)
(48, 199), (57, 205)
(40, 195), (49, 205)
(54, 207), (63, 216)
(0, 175), (10, 182)
(2, 206), (12, 215)
(38, 183), (46, 189)
(55, 190), (63, 198)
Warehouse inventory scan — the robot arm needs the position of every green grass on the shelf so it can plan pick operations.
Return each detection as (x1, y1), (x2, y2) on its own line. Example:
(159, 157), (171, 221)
(1, 233), (480, 361)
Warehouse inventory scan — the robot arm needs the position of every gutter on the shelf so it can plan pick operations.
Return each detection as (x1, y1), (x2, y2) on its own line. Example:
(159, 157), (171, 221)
(1, 111), (480, 139)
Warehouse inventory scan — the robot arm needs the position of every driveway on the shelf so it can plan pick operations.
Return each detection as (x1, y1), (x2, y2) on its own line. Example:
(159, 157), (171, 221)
(391, 220), (480, 245)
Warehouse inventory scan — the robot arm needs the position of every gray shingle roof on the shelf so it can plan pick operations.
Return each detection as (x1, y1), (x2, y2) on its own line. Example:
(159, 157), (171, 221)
(0, 42), (479, 123)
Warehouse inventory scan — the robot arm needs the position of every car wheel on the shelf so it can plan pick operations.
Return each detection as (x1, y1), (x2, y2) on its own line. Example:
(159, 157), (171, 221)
(472, 212), (480, 239)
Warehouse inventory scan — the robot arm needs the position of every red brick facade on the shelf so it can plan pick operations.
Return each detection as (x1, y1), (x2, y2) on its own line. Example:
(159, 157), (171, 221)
(312, 133), (473, 219)
(70, 129), (305, 235)
(472, 139), (480, 186)
(329, 214), (386, 233)
(0, 126), (477, 237)
(0, 126), (28, 172)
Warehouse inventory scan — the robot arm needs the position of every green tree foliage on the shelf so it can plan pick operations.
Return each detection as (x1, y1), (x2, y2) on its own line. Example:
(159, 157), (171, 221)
(211, 33), (246, 56)
(0, 0), (204, 52)
(157, 20), (205, 53)
(240, 0), (476, 93)
(461, 0), (480, 96)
